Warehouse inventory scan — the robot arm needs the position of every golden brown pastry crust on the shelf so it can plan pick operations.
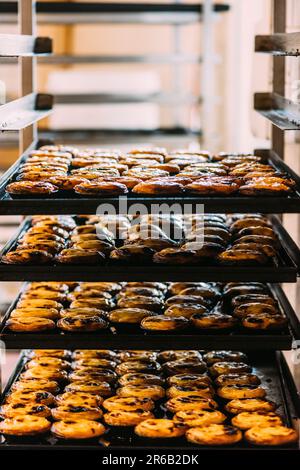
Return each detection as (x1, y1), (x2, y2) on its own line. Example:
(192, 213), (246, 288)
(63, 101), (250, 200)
(51, 419), (106, 439)
(5, 317), (56, 332)
(135, 419), (187, 438)
(231, 411), (282, 430)
(244, 425), (298, 446)
(55, 392), (103, 408)
(218, 249), (267, 266)
(166, 396), (218, 413)
(167, 374), (211, 388)
(163, 359), (207, 376)
(6, 181), (58, 195)
(102, 396), (155, 412)
(242, 314), (287, 330)
(65, 381), (112, 396)
(1, 403), (51, 418)
(116, 385), (165, 401)
(108, 308), (156, 324)
(186, 178), (240, 195)
(186, 424), (242, 445)
(118, 373), (164, 387)
(225, 398), (277, 414)
(74, 181), (128, 196)
(104, 410), (154, 427)
(214, 373), (260, 387)
(5, 390), (55, 406)
(26, 357), (70, 370)
(217, 384), (266, 400)
(210, 362), (251, 376)
(51, 405), (103, 421)
(141, 315), (189, 331)
(0, 415), (51, 436)
(166, 385), (213, 399)
(192, 313), (237, 330)
(132, 180), (184, 195)
(2, 249), (53, 265)
(174, 409), (226, 427)
(56, 248), (105, 264)
(57, 315), (108, 332)
(10, 307), (59, 320)
(12, 378), (60, 394)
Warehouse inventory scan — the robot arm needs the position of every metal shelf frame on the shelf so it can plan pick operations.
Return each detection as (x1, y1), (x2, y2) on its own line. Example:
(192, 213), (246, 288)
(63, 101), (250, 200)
(254, 92), (300, 130)
(54, 92), (201, 106)
(0, 33), (52, 57)
(38, 53), (203, 65)
(0, 2), (230, 25)
(0, 93), (53, 132)
(255, 31), (300, 56)
(253, 0), (300, 400)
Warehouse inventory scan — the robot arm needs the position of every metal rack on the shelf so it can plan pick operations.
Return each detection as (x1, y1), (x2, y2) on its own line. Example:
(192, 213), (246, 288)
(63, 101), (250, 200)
(0, 0), (53, 152)
(0, 1), (229, 144)
(253, 0), (300, 418)
(0, 0), (300, 453)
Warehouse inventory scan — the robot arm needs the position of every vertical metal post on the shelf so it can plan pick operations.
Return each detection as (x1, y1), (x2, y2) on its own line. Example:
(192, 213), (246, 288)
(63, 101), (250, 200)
(19, 0), (37, 153)
(171, 0), (183, 129)
(201, 0), (214, 149)
(272, 0), (286, 159)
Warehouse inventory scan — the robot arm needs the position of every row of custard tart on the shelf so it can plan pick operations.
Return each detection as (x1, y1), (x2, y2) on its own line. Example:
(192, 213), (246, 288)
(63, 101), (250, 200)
(6, 145), (295, 197)
(0, 349), (297, 446)
(4, 281), (287, 333)
(1, 213), (279, 267)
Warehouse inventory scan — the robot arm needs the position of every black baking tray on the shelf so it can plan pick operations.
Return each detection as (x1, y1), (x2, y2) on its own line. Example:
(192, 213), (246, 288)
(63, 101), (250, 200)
(1, 284), (299, 350)
(0, 215), (298, 282)
(0, 150), (300, 215)
(0, 350), (299, 451)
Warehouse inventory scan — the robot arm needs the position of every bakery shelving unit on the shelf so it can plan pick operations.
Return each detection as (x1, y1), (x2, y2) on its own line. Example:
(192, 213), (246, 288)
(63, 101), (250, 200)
(0, 1), (230, 145)
(0, 0), (300, 453)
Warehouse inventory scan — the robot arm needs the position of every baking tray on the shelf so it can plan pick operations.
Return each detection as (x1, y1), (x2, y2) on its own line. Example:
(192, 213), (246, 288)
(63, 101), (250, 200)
(0, 351), (298, 451)
(0, 150), (299, 215)
(0, 284), (299, 350)
(0, 215), (298, 283)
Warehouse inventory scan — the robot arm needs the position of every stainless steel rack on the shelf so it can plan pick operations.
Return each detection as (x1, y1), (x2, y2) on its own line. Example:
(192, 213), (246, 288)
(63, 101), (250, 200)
(0, 0), (53, 152)
(0, 1), (300, 453)
(0, 93), (53, 132)
(0, 33), (52, 57)
(0, 1), (229, 144)
(254, 92), (300, 131)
